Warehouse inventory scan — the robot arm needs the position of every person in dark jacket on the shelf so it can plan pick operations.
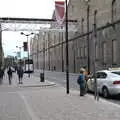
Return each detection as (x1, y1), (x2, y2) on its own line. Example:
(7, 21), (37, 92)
(7, 67), (13, 85)
(17, 66), (24, 84)
(0, 68), (4, 84)
(77, 68), (86, 96)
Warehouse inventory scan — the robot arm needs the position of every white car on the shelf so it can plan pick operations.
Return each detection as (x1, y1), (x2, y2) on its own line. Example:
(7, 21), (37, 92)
(87, 70), (120, 98)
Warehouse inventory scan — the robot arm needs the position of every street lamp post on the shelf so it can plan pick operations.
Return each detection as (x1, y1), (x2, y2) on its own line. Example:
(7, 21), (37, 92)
(21, 32), (34, 77)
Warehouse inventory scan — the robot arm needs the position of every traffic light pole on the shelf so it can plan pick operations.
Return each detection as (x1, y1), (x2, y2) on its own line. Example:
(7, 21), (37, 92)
(21, 32), (34, 78)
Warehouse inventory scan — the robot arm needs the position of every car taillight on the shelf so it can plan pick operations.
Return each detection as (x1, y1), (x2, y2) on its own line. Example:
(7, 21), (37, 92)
(113, 81), (120, 84)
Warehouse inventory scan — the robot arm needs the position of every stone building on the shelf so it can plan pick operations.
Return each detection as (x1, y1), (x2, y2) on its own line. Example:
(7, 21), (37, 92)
(31, 0), (120, 73)
(0, 24), (4, 68)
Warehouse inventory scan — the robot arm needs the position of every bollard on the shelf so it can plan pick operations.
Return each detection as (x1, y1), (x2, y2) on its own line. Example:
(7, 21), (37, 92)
(40, 73), (44, 82)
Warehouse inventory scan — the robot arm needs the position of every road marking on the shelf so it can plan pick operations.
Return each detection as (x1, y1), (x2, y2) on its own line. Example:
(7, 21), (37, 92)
(18, 92), (39, 120)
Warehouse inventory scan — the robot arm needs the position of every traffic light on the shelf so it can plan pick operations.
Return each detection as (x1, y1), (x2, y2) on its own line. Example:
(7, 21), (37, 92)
(23, 42), (28, 51)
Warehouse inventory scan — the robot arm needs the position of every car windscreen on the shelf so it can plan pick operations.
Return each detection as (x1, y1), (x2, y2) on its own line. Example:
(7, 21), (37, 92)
(111, 72), (120, 75)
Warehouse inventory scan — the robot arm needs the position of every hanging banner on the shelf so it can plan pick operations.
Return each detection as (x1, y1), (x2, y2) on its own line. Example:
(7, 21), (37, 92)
(55, 1), (65, 26)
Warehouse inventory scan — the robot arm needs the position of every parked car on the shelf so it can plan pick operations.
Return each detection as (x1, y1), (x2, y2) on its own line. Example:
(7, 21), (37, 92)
(87, 69), (120, 98)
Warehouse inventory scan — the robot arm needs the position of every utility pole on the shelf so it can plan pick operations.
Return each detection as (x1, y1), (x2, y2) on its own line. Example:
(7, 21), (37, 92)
(65, 0), (69, 94)
(93, 10), (99, 101)
(61, 30), (64, 72)
(87, 5), (90, 74)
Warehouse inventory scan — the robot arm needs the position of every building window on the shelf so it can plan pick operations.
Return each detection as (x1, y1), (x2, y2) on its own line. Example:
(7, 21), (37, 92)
(84, 46), (87, 57)
(80, 47), (84, 57)
(112, 39), (117, 63)
(77, 48), (80, 57)
(102, 42), (107, 63)
(95, 43), (99, 60)
(81, 18), (84, 34)
(111, 0), (116, 22)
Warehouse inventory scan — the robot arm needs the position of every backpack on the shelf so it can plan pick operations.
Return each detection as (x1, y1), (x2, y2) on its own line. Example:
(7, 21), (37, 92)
(77, 74), (84, 85)
(7, 69), (12, 75)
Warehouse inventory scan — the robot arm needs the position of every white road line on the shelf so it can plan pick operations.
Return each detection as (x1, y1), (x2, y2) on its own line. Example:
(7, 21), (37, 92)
(18, 92), (39, 120)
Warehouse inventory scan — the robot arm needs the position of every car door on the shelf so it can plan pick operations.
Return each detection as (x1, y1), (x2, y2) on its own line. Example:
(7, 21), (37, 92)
(96, 72), (107, 93)
(90, 72), (107, 92)
(87, 76), (94, 91)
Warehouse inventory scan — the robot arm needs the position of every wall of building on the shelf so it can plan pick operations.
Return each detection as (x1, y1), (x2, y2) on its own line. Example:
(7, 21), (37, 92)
(31, 0), (120, 74)
(0, 24), (4, 68)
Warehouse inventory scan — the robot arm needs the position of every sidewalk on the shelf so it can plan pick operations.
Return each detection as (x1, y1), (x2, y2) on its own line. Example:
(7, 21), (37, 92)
(17, 73), (56, 88)
(21, 72), (120, 120)
(0, 72), (56, 88)
(0, 72), (120, 120)
(19, 87), (120, 120)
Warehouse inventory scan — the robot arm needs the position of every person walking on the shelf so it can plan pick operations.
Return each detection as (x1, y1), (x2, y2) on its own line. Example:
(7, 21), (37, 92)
(17, 66), (24, 84)
(77, 68), (86, 96)
(0, 68), (4, 84)
(7, 67), (13, 85)
(83, 67), (89, 93)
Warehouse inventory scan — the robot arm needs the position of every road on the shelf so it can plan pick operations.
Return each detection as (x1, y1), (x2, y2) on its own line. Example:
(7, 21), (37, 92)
(35, 70), (120, 105)
(35, 70), (80, 91)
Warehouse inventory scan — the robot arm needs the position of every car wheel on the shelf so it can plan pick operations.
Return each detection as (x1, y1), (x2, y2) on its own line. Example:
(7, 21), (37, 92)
(102, 87), (109, 98)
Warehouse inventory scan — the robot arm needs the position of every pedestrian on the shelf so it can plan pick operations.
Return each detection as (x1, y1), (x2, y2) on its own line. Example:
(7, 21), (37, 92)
(83, 67), (89, 93)
(7, 67), (13, 85)
(77, 68), (86, 96)
(17, 66), (24, 84)
(0, 68), (4, 84)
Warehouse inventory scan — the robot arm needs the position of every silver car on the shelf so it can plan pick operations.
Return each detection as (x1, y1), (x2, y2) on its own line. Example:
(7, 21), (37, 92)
(87, 70), (120, 98)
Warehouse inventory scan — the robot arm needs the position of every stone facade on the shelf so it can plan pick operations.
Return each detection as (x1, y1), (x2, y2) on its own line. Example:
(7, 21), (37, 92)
(0, 24), (4, 68)
(31, 0), (120, 73)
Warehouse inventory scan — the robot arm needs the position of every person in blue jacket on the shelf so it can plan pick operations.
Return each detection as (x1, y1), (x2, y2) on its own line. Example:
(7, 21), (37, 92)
(77, 68), (86, 96)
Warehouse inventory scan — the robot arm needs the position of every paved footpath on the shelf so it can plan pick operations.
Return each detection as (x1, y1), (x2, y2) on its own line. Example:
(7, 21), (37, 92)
(0, 72), (120, 120)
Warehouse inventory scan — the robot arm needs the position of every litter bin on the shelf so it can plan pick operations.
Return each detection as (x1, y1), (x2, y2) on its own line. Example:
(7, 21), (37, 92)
(40, 73), (44, 82)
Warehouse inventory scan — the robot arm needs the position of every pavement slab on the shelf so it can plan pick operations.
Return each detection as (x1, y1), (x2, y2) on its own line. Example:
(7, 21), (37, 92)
(20, 87), (120, 120)
(0, 71), (120, 120)
(0, 92), (31, 120)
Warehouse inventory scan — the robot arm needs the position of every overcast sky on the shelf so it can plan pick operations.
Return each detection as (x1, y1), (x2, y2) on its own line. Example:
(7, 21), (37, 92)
(0, 0), (57, 57)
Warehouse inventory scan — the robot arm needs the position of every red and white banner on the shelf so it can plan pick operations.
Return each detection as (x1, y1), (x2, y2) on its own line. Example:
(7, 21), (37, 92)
(55, 1), (65, 26)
